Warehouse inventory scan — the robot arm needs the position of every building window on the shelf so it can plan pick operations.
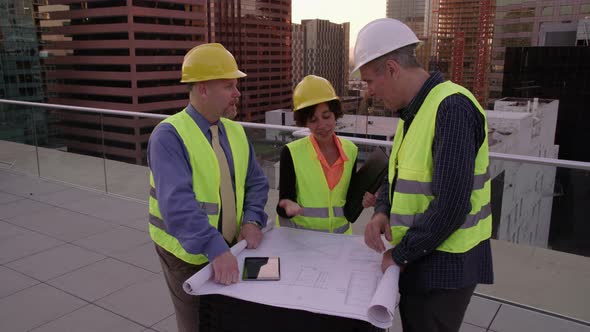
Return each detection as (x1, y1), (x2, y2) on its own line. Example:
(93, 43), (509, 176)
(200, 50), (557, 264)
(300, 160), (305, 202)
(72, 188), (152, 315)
(560, 5), (573, 15)
(492, 64), (504, 73)
(497, 8), (535, 20)
(500, 37), (531, 47)
(497, 0), (520, 5)
(582, 4), (590, 14)
(542, 7), (553, 16)
(489, 91), (502, 99)
(496, 23), (534, 34)
(493, 51), (506, 60)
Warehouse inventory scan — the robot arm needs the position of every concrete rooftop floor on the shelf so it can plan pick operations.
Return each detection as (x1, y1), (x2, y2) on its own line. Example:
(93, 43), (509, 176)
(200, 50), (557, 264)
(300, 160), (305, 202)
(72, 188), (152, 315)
(1, 168), (590, 332)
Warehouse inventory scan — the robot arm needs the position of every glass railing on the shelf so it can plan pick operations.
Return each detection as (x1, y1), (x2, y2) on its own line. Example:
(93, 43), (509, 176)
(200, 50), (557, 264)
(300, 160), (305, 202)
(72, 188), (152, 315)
(1, 98), (590, 325)
(0, 102), (41, 178)
(39, 107), (107, 192)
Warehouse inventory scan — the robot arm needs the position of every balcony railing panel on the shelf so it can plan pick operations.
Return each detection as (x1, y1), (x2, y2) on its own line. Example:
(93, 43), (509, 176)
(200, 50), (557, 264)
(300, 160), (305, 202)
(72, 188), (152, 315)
(0, 105), (40, 178)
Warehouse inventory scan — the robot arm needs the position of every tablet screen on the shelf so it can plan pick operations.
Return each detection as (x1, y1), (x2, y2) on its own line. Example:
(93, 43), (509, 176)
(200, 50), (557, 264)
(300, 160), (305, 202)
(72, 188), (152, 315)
(242, 257), (280, 281)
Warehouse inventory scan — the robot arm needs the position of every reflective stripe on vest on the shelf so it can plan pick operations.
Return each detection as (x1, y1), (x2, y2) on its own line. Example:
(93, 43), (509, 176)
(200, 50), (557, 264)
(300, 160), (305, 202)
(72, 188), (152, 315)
(150, 186), (219, 215)
(394, 171), (490, 195)
(148, 111), (248, 264)
(301, 206), (345, 218)
(149, 214), (166, 230)
(278, 216), (351, 234)
(391, 203), (491, 228)
(388, 81), (492, 253)
(282, 136), (357, 234)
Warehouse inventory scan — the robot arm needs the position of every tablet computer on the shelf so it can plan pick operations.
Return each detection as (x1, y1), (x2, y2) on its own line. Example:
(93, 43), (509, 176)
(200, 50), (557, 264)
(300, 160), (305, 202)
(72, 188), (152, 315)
(242, 257), (280, 281)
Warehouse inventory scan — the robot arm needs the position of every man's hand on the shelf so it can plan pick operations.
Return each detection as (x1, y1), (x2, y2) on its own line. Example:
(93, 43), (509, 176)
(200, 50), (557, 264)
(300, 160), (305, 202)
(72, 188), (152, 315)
(211, 251), (239, 285)
(278, 199), (304, 217)
(238, 223), (263, 249)
(364, 212), (392, 253)
(381, 248), (396, 273)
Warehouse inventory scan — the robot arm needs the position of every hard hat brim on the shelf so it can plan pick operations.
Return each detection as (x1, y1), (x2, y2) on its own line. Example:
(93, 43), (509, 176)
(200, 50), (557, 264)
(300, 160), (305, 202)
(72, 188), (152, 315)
(293, 95), (340, 112)
(180, 70), (247, 83)
(351, 40), (421, 75)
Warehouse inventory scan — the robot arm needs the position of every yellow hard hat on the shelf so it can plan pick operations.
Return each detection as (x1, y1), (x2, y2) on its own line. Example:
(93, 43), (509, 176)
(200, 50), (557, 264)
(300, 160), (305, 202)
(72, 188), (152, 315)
(293, 75), (339, 112)
(180, 43), (246, 83)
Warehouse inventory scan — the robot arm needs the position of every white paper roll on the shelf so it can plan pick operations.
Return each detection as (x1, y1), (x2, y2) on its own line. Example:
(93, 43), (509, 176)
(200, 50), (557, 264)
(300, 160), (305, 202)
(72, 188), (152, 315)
(183, 223), (272, 294)
(366, 265), (399, 328)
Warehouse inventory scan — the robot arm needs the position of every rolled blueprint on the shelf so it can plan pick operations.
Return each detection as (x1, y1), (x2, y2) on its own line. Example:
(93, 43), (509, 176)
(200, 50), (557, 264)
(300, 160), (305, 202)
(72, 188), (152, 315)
(366, 265), (399, 328)
(183, 224), (272, 295)
(183, 225), (399, 328)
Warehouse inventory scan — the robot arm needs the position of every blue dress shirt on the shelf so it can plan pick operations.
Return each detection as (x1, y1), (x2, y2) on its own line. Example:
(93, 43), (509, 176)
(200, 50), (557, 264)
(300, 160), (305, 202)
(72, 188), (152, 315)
(147, 104), (269, 262)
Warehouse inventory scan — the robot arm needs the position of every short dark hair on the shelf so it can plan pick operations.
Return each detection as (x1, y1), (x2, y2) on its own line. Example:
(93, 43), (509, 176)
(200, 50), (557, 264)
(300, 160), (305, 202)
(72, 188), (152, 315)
(293, 99), (343, 127)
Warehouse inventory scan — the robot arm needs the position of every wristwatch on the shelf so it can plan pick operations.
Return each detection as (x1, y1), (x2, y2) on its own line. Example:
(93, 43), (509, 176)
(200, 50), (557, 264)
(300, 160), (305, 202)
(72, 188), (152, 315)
(242, 220), (263, 229)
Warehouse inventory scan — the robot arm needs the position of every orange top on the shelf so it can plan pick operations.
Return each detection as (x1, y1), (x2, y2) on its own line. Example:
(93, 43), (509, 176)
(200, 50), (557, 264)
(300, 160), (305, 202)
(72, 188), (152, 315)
(309, 134), (349, 190)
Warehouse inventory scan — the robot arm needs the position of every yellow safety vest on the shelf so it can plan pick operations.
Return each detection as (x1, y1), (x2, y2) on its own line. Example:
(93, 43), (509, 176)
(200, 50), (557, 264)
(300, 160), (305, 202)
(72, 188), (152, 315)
(388, 81), (492, 253)
(278, 136), (357, 234)
(148, 110), (249, 264)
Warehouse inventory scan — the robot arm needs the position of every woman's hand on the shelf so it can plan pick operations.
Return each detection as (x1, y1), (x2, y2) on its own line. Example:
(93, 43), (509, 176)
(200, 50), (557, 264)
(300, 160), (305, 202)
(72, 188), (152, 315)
(278, 199), (304, 217)
(362, 191), (377, 208)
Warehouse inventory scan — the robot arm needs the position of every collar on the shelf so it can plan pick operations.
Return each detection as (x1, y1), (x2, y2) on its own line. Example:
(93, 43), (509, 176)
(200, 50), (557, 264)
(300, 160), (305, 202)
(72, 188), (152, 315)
(399, 71), (445, 123)
(309, 133), (349, 165)
(185, 104), (226, 138)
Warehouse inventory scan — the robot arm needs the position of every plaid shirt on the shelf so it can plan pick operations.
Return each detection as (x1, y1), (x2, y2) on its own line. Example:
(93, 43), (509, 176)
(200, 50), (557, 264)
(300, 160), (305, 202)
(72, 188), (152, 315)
(375, 72), (494, 291)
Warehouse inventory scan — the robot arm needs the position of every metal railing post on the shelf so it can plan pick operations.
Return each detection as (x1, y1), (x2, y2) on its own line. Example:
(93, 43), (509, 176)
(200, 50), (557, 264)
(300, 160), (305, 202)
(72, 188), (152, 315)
(100, 113), (108, 193)
(30, 108), (41, 177)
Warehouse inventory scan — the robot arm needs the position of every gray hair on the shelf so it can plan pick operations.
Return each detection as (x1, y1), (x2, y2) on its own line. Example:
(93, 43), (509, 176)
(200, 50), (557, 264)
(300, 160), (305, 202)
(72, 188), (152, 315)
(372, 43), (421, 73)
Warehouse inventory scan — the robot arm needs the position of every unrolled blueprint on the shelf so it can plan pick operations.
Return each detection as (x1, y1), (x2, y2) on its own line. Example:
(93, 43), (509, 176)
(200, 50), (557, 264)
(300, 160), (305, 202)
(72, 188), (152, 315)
(183, 226), (399, 328)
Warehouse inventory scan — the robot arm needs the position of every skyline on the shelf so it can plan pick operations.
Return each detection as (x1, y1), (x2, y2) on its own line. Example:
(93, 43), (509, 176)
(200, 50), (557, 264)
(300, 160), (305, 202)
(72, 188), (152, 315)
(291, 0), (386, 48)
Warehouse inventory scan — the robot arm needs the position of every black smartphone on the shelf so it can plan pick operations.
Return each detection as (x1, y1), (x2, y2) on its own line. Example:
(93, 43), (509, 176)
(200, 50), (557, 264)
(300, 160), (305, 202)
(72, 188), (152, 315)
(242, 257), (281, 281)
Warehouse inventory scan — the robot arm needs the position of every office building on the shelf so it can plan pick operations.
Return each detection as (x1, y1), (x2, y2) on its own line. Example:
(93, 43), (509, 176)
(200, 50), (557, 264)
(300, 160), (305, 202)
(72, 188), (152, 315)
(386, 0), (433, 70)
(0, 0), (47, 145)
(291, 19), (349, 97)
(489, 1), (590, 107)
(503, 46), (590, 256)
(211, 0), (292, 122)
(386, 0), (430, 38)
(432, 0), (495, 106)
(488, 98), (559, 247)
(41, 0), (291, 164)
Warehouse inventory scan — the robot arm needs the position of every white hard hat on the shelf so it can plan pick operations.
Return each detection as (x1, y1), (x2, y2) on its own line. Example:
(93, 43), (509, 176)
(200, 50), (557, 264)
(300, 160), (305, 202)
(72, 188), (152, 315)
(352, 18), (420, 74)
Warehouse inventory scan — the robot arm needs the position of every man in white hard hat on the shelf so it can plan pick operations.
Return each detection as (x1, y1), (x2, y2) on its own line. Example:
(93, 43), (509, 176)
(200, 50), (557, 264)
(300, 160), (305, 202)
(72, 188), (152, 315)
(354, 18), (494, 332)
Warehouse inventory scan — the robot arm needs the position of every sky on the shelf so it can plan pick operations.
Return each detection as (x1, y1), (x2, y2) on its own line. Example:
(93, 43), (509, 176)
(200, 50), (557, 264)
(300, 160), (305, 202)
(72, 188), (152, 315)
(291, 0), (387, 49)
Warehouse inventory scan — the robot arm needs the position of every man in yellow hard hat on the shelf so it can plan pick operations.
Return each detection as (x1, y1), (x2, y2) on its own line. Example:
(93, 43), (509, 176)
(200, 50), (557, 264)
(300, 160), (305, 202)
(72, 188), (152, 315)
(147, 43), (269, 332)
(354, 19), (493, 332)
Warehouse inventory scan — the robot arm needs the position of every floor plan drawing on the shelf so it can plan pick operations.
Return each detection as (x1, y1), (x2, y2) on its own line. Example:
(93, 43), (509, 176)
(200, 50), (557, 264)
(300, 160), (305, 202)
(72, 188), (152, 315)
(183, 226), (399, 328)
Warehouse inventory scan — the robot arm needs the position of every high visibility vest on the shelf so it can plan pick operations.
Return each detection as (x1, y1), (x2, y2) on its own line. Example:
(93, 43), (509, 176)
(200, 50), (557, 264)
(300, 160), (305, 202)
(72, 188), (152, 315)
(278, 136), (358, 234)
(148, 110), (249, 264)
(388, 81), (492, 253)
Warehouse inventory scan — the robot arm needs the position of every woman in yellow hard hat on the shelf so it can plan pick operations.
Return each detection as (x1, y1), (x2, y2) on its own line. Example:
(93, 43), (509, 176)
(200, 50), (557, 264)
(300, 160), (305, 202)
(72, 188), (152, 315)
(276, 75), (375, 234)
